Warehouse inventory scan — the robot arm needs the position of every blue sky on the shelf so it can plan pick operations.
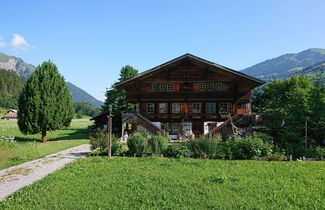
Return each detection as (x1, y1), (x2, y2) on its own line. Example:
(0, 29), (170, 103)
(1, 0), (324, 101)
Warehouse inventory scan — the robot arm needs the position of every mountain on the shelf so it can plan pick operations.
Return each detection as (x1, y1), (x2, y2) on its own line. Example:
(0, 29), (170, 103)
(67, 82), (103, 108)
(293, 62), (325, 83)
(241, 48), (325, 81)
(0, 52), (35, 77)
(0, 52), (103, 108)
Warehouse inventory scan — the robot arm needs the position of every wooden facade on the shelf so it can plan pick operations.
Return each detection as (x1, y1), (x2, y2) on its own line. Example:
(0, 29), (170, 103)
(115, 54), (264, 138)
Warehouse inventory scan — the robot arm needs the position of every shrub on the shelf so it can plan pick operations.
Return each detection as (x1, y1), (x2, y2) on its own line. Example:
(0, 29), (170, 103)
(114, 142), (129, 155)
(262, 153), (288, 161)
(147, 135), (168, 154)
(90, 128), (108, 151)
(305, 146), (325, 158)
(127, 133), (147, 156)
(163, 144), (192, 158)
(187, 136), (218, 158)
(224, 136), (273, 160)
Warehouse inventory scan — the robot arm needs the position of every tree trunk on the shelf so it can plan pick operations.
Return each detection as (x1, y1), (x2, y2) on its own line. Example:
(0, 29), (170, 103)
(41, 130), (47, 143)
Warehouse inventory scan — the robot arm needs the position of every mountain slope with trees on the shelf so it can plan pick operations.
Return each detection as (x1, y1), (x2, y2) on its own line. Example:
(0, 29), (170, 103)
(0, 52), (103, 107)
(242, 48), (325, 81)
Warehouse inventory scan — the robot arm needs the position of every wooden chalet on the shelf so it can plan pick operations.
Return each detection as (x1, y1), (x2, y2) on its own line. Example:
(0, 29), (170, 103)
(1, 109), (18, 120)
(113, 54), (264, 140)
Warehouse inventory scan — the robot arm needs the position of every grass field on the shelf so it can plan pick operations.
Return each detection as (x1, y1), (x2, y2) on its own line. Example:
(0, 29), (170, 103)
(1, 157), (324, 209)
(0, 119), (91, 170)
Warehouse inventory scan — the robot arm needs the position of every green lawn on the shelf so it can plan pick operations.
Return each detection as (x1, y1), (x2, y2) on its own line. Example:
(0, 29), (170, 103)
(0, 119), (91, 170)
(1, 157), (324, 209)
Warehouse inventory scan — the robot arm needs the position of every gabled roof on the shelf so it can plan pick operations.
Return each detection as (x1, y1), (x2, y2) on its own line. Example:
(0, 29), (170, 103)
(115, 53), (265, 87)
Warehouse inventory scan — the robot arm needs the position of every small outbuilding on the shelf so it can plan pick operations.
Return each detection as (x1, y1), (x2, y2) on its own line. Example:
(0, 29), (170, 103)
(1, 109), (18, 120)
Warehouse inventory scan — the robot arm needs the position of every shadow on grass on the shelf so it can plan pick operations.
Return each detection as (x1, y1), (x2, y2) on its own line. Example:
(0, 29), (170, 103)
(14, 129), (90, 143)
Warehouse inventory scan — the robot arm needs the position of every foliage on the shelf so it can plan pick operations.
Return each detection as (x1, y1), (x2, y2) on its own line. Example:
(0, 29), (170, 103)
(262, 152), (288, 161)
(147, 135), (168, 154)
(74, 102), (100, 117)
(163, 144), (192, 158)
(0, 119), (91, 170)
(305, 146), (325, 158)
(89, 128), (123, 155)
(252, 76), (325, 155)
(18, 61), (74, 142)
(187, 136), (219, 158)
(0, 69), (26, 109)
(127, 133), (147, 156)
(1, 157), (324, 209)
(102, 65), (138, 115)
(224, 136), (272, 160)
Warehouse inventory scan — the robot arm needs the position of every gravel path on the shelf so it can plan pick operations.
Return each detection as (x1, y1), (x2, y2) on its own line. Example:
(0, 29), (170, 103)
(0, 144), (91, 201)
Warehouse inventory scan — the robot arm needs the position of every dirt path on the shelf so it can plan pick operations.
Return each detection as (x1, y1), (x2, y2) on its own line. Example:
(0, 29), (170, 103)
(0, 144), (91, 201)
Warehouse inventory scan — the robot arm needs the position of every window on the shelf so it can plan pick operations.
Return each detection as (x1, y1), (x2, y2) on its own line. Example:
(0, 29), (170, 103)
(134, 103), (140, 113)
(207, 83), (214, 91)
(167, 83), (173, 91)
(192, 103), (201, 113)
(159, 83), (166, 91)
(215, 82), (222, 90)
(159, 103), (168, 113)
(147, 104), (155, 113)
(152, 83), (158, 91)
(205, 103), (216, 114)
(219, 103), (229, 113)
(199, 83), (206, 91)
(171, 103), (180, 113)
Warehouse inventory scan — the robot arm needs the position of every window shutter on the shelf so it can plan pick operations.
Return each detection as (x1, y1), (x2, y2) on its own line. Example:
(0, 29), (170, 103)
(188, 103), (192, 114)
(193, 83), (200, 91)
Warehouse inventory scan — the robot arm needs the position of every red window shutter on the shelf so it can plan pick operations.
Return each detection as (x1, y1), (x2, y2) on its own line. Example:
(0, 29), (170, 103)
(193, 83), (199, 91)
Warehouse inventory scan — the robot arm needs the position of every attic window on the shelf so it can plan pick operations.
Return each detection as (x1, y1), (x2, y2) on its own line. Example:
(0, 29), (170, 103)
(152, 83), (158, 91)
(159, 83), (166, 91)
(215, 82), (222, 90)
(199, 83), (206, 91)
(207, 83), (214, 91)
(167, 83), (173, 91)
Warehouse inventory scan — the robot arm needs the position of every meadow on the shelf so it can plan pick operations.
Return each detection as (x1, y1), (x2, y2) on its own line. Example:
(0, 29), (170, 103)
(1, 157), (324, 209)
(0, 119), (91, 170)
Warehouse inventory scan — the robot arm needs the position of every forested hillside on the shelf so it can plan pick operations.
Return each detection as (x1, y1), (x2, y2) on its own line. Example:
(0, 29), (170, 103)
(242, 48), (325, 81)
(0, 52), (103, 107)
(0, 69), (25, 108)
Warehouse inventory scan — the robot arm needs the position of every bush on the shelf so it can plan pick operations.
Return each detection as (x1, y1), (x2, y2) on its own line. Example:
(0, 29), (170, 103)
(224, 136), (273, 160)
(147, 135), (168, 154)
(187, 136), (219, 158)
(90, 128), (119, 155)
(127, 133), (147, 156)
(90, 128), (108, 151)
(262, 153), (288, 161)
(163, 144), (192, 158)
(305, 146), (325, 158)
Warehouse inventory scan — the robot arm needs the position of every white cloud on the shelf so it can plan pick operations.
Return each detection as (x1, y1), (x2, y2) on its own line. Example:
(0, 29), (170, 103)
(11, 34), (33, 51)
(0, 36), (6, 48)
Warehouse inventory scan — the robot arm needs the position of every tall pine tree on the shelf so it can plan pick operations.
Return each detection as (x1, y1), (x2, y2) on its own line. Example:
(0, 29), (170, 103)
(18, 61), (74, 142)
(102, 65), (138, 114)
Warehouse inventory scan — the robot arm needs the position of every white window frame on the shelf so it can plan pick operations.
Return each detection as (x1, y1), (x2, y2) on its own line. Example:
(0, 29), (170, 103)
(159, 83), (166, 91)
(207, 83), (214, 91)
(167, 83), (173, 91)
(219, 103), (230, 113)
(192, 103), (201, 113)
(147, 103), (155, 113)
(215, 82), (222, 90)
(152, 83), (158, 91)
(205, 103), (215, 114)
(159, 103), (168, 113)
(199, 83), (206, 91)
(171, 103), (180, 113)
